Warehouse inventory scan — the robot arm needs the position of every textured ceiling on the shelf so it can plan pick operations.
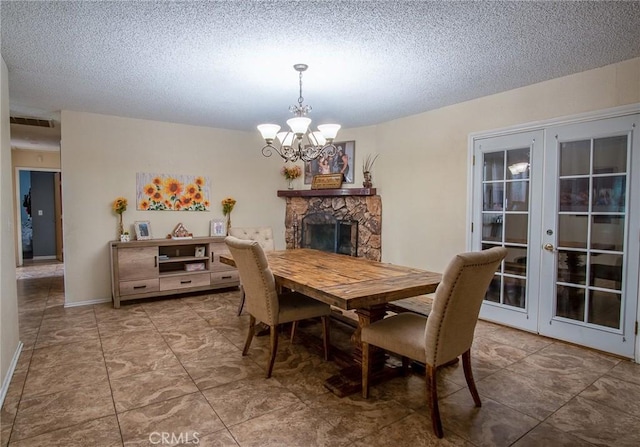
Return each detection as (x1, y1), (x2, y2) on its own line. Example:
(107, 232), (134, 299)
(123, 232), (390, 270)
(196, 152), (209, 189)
(2, 1), (640, 146)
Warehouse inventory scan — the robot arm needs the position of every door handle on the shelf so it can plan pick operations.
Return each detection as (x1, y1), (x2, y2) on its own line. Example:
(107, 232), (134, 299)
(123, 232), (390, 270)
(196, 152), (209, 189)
(543, 243), (555, 252)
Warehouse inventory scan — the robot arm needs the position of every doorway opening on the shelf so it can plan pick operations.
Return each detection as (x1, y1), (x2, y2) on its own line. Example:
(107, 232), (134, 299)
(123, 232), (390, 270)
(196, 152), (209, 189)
(16, 168), (63, 266)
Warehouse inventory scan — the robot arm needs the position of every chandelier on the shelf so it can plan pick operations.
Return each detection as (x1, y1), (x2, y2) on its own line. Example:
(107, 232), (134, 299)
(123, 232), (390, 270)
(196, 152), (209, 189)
(257, 64), (341, 163)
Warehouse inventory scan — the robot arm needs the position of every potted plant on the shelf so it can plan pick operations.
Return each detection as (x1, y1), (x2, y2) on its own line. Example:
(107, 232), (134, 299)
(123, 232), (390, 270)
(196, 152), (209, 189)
(362, 154), (379, 188)
(112, 196), (128, 239)
(281, 164), (302, 189)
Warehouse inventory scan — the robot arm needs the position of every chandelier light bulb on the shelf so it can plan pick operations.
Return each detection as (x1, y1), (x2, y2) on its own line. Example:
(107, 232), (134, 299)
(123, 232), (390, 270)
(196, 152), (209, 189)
(309, 131), (326, 146)
(287, 117), (311, 136)
(257, 124), (281, 142)
(318, 124), (341, 141)
(276, 131), (295, 147)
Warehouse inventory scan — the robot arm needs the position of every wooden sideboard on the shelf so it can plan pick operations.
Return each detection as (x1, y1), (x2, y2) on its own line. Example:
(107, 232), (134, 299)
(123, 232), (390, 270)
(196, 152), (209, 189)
(109, 236), (239, 308)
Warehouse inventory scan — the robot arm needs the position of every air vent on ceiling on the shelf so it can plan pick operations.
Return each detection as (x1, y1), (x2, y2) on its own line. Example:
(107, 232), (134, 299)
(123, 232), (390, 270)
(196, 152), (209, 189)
(10, 116), (54, 128)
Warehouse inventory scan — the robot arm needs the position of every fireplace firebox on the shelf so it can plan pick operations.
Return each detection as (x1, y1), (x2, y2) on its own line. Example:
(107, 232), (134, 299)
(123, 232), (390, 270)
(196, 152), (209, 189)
(301, 213), (358, 257)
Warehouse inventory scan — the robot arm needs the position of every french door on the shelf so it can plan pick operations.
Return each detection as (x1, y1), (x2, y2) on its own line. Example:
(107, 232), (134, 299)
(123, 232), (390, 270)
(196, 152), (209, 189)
(474, 130), (544, 333)
(472, 114), (639, 358)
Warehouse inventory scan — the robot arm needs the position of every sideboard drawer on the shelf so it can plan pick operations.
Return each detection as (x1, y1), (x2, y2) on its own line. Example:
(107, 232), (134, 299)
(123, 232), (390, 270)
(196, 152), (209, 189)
(160, 273), (210, 291)
(211, 270), (240, 285)
(119, 278), (160, 296)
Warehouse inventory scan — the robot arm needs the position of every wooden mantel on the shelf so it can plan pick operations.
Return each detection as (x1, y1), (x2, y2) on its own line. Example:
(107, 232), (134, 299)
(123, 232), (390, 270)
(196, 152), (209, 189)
(277, 188), (377, 198)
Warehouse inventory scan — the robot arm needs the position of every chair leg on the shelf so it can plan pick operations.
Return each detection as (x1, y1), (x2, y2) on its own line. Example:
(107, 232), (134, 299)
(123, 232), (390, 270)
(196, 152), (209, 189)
(427, 364), (443, 438)
(321, 315), (330, 361)
(361, 341), (370, 398)
(236, 285), (245, 316)
(462, 349), (482, 407)
(290, 321), (297, 344)
(401, 356), (410, 376)
(242, 315), (256, 356)
(266, 324), (279, 378)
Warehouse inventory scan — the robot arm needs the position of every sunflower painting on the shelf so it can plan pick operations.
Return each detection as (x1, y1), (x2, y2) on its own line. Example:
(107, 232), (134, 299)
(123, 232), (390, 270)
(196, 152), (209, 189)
(136, 173), (210, 211)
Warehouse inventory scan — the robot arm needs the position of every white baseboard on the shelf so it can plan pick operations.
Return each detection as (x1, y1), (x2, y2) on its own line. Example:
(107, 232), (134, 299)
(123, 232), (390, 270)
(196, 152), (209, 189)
(0, 342), (23, 409)
(32, 255), (57, 260)
(64, 297), (111, 308)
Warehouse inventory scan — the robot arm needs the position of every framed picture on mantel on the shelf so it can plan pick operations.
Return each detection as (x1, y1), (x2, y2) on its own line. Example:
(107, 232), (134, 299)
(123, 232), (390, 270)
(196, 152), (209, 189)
(311, 174), (343, 190)
(304, 140), (355, 184)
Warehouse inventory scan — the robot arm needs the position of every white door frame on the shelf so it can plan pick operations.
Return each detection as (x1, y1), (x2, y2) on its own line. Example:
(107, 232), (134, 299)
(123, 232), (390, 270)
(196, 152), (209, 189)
(467, 103), (640, 361)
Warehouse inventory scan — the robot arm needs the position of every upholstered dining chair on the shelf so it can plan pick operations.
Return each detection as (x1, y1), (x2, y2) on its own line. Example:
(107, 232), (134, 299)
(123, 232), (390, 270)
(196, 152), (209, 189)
(225, 236), (331, 378)
(228, 227), (275, 315)
(361, 246), (507, 438)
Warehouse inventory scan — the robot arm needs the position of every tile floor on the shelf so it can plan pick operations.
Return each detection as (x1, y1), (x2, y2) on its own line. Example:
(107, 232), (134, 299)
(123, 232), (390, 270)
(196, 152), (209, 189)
(2, 261), (640, 446)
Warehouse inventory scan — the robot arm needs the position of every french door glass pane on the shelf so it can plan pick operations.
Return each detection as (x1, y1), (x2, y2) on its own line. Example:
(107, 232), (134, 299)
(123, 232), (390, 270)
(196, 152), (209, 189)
(591, 216), (624, 251)
(588, 291), (621, 328)
(506, 148), (530, 180)
(594, 136), (627, 173)
(558, 215), (587, 248)
(592, 176), (626, 212)
(485, 276), (501, 303)
(506, 182), (529, 210)
(560, 140), (590, 176)
(504, 246), (527, 275)
(557, 250), (587, 285)
(482, 213), (502, 242)
(559, 178), (590, 212)
(556, 285), (585, 321)
(504, 276), (526, 309)
(590, 253), (623, 290)
(483, 152), (504, 181)
(483, 184), (504, 210)
(504, 214), (528, 244)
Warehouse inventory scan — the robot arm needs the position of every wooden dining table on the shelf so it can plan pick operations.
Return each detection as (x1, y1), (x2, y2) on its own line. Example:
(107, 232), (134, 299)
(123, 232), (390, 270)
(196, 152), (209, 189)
(219, 248), (442, 396)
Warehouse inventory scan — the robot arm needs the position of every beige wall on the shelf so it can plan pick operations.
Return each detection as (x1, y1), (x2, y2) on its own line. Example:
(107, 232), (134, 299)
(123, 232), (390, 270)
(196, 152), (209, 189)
(376, 57), (640, 272)
(60, 111), (287, 305)
(0, 56), (20, 391)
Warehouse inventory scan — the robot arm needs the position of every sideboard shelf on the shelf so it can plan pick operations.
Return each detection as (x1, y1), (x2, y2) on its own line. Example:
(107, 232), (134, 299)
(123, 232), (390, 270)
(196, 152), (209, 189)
(109, 236), (239, 308)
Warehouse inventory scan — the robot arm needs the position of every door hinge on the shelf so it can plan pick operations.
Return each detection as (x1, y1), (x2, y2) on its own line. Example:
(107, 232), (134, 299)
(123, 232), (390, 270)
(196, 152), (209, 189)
(473, 155), (475, 166)
(635, 321), (638, 335)
(471, 222), (474, 232)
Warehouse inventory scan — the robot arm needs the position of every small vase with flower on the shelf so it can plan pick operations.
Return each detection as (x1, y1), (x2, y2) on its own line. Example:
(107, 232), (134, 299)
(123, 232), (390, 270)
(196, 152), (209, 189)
(281, 164), (302, 189)
(112, 197), (128, 239)
(222, 197), (236, 235)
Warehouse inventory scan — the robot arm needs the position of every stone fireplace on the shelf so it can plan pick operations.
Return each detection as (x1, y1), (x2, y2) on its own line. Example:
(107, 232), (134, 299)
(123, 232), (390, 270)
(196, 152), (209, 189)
(278, 188), (382, 261)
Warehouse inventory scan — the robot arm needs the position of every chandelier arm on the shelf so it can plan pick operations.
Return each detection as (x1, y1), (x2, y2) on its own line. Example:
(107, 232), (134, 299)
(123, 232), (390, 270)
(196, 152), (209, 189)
(262, 143), (293, 162)
(321, 143), (338, 158)
(261, 144), (278, 158)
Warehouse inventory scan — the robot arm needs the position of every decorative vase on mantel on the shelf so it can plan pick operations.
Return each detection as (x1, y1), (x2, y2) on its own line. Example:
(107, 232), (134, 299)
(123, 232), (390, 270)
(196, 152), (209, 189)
(287, 179), (294, 190)
(363, 171), (373, 188)
(225, 213), (231, 235)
